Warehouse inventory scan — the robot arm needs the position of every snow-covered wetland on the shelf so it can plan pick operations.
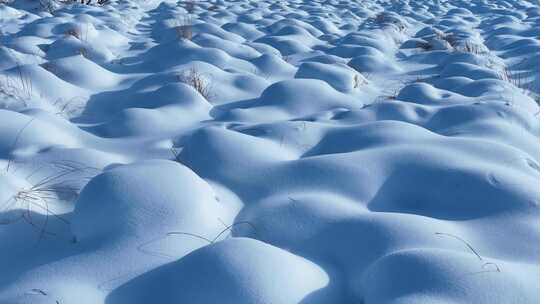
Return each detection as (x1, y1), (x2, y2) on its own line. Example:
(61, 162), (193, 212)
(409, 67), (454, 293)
(1, 0), (540, 303)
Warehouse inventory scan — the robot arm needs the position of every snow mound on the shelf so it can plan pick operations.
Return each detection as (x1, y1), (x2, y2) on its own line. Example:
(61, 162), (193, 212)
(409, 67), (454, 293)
(72, 160), (232, 242)
(107, 238), (340, 304)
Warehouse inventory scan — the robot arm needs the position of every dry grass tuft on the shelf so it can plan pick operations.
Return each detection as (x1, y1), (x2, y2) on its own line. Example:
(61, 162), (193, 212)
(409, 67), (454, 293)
(1, 160), (100, 242)
(183, 0), (196, 14)
(177, 67), (213, 100)
(176, 17), (193, 41)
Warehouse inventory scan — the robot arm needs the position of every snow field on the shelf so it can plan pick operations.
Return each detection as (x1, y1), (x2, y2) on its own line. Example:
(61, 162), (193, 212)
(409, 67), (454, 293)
(1, 0), (540, 303)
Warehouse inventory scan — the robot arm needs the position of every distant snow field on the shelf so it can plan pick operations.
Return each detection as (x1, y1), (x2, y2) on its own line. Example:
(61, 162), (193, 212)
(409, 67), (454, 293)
(1, 0), (540, 303)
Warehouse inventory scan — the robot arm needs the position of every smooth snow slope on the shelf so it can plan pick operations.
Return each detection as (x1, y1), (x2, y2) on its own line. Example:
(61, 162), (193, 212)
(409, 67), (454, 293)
(1, 0), (540, 303)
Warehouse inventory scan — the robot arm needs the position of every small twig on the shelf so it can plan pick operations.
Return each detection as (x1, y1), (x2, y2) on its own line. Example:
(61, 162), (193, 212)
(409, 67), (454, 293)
(139, 220), (259, 260)
(435, 232), (483, 261)
(170, 147), (180, 162)
(211, 221), (258, 243)
(26, 288), (47, 296)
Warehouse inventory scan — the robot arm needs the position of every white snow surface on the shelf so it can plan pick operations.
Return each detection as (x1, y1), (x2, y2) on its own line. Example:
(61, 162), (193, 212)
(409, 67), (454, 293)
(1, 0), (540, 303)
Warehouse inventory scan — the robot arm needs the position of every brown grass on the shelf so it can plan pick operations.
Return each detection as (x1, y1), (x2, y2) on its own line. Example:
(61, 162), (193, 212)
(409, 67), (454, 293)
(176, 15), (193, 40)
(183, 0), (196, 14)
(177, 67), (213, 100)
